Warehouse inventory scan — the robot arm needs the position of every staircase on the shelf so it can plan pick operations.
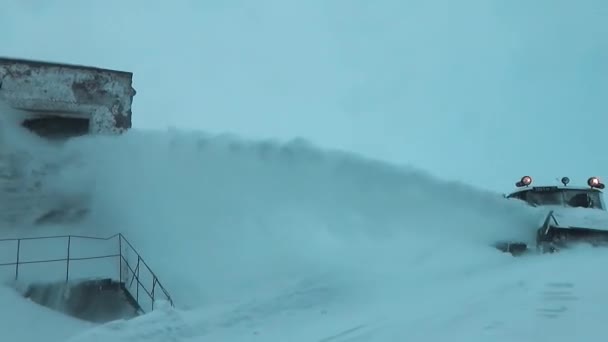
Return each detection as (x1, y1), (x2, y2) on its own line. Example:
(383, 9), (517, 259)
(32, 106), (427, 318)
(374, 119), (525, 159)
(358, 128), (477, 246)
(0, 233), (173, 322)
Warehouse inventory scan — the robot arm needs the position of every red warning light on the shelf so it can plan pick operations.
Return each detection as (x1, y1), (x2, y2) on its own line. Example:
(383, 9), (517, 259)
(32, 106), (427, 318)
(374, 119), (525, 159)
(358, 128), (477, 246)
(588, 177), (605, 189)
(516, 176), (532, 187)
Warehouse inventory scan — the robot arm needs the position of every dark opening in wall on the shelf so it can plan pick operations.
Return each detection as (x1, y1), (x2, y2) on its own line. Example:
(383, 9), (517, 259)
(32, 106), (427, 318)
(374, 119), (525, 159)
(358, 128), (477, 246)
(22, 116), (89, 139)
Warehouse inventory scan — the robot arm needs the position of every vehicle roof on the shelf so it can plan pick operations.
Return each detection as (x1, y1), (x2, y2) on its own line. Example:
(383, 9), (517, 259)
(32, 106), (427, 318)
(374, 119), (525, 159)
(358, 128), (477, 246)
(508, 185), (602, 196)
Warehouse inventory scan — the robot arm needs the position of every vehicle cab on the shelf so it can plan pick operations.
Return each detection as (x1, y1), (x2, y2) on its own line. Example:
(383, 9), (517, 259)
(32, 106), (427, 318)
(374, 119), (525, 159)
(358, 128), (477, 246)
(506, 176), (606, 211)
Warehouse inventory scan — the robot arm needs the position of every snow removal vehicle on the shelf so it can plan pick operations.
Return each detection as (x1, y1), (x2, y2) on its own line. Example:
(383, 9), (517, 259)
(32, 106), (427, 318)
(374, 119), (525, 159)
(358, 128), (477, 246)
(0, 57), (136, 225)
(496, 176), (608, 256)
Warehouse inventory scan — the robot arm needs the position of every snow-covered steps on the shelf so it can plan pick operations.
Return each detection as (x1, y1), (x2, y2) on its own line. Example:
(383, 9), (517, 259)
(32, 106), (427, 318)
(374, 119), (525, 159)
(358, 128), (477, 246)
(0, 233), (173, 322)
(20, 278), (140, 323)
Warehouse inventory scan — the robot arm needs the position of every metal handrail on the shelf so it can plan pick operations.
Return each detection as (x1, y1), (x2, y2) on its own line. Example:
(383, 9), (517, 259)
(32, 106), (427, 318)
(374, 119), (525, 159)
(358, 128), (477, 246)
(542, 210), (559, 229)
(0, 233), (121, 242)
(117, 234), (173, 305)
(0, 233), (173, 312)
(0, 254), (120, 266)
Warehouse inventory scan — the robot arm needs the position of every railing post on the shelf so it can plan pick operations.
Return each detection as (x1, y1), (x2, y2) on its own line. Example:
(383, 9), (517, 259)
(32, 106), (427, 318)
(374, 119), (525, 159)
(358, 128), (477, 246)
(152, 277), (157, 311)
(136, 255), (140, 302)
(66, 236), (71, 283)
(15, 239), (20, 281)
(118, 235), (122, 283)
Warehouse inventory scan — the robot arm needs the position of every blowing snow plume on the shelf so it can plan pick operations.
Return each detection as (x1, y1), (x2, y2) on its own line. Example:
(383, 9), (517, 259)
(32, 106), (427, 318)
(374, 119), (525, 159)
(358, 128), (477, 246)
(31, 129), (540, 308)
(0, 103), (91, 228)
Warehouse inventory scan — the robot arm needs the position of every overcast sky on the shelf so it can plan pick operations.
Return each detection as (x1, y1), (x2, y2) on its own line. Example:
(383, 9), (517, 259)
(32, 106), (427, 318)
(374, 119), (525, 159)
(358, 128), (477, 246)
(1, 0), (607, 192)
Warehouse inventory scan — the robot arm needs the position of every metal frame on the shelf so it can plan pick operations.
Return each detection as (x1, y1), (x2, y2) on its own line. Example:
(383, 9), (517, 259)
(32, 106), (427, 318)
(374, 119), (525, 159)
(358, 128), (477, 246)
(0, 233), (173, 313)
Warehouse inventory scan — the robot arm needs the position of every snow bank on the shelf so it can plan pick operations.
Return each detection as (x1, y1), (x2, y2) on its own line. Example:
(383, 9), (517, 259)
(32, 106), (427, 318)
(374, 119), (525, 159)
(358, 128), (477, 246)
(0, 284), (92, 342)
(62, 245), (608, 342)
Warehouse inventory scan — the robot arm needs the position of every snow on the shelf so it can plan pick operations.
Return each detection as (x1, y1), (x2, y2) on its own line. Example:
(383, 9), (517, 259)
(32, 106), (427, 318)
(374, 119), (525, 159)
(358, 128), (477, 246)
(0, 285), (93, 342)
(2, 117), (608, 341)
(540, 206), (608, 231)
(4, 122), (608, 341)
(0, 104), (91, 226)
(56, 245), (608, 342)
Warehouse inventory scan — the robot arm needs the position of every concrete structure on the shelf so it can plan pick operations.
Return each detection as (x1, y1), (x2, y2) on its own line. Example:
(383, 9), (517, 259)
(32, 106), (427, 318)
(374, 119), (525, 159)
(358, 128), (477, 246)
(0, 57), (136, 138)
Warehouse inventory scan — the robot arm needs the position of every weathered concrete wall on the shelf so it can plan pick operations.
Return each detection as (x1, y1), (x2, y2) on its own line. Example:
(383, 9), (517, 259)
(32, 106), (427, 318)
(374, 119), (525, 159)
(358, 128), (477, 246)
(0, 57), (136, 134)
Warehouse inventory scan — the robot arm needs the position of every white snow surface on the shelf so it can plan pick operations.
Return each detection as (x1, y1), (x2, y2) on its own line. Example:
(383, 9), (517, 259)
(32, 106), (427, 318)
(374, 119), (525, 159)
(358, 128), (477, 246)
(540, 206), (608, 231)
(3, 115), (608, 341)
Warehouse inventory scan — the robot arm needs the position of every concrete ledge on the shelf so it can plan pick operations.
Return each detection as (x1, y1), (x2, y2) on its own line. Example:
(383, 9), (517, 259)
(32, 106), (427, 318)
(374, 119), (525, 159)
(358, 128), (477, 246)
(0, 57), (136, 136)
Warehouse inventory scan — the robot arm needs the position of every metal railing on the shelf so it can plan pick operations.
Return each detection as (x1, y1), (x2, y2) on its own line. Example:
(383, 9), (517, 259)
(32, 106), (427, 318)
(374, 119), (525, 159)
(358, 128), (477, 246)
(0, 233), (173, 313)
(540, 210), (559, 234)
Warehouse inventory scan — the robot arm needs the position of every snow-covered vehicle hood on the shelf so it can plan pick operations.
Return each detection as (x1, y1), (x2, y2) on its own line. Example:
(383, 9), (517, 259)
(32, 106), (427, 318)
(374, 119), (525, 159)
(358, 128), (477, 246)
(538, 206), (608, 231)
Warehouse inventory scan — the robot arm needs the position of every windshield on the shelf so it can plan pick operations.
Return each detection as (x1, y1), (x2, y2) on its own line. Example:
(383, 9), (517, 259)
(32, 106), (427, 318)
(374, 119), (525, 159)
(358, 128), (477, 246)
(514, 188), (604, 209)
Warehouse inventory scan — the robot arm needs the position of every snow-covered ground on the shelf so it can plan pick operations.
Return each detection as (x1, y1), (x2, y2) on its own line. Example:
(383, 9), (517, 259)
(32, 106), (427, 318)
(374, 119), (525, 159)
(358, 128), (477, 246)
(1, 1), (607, 341)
